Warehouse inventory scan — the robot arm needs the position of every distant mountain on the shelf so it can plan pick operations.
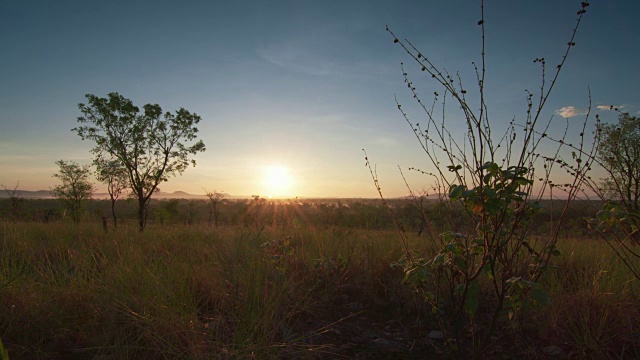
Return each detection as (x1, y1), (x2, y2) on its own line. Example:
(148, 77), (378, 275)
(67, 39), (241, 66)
(0, 189), (235, 200)
(0, 190), (54, 199)
(154, 191), (207, 199)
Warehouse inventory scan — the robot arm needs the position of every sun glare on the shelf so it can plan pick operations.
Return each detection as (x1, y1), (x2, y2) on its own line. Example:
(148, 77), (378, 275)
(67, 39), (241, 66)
(264, 165), (293, 197)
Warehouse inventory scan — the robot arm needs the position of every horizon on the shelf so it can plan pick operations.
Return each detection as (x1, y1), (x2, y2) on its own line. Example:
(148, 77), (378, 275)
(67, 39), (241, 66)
(2, 1), (638, 198)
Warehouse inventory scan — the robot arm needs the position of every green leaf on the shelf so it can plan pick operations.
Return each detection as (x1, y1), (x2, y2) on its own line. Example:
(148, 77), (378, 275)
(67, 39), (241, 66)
(449, 184), (465, 200)
(515, 177), (533, 186)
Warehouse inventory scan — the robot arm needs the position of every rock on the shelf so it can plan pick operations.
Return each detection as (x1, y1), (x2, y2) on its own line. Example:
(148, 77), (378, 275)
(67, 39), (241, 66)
(541, 346), (567, 358)
(428, 330), (445, 340)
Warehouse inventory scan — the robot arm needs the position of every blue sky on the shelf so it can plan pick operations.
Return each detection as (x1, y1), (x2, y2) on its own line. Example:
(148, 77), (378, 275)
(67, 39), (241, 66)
(1, 1), (638, 198)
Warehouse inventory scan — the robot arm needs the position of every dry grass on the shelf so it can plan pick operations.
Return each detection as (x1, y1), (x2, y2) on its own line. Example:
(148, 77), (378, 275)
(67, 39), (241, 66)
(0, 221), (638, 359)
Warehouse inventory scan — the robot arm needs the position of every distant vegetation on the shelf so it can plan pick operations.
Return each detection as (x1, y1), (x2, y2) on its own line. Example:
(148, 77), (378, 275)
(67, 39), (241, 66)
(0, 197), (601, 237)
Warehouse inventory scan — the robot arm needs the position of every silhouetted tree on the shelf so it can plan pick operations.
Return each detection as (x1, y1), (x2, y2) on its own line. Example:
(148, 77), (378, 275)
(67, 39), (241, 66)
(51, 160), (95, 223)
(74, 93), (206, 232)
(204, 189), (225, 227)
(95, 157), (129, 228)
(2, 181), (23, 219)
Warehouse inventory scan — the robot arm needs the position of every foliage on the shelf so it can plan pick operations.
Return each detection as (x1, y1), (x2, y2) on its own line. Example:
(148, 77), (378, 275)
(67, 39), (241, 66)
(51, 160), (95, 223)
(582, 112), (640, 281)
(370, 1), (596, 356)
(596, 112), (640, 209)
(73, 92), (206, 232)
(590, 202), (640, 280)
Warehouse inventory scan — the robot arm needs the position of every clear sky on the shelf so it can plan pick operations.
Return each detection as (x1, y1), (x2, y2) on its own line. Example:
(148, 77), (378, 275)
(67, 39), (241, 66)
(1, 1), (638, 198)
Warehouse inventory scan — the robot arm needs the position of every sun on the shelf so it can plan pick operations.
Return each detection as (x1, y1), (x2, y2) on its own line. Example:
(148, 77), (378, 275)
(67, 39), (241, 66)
(264, 165), (293, 197)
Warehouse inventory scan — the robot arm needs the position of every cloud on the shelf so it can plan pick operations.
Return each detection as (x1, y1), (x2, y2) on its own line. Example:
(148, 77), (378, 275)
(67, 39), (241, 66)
(257, 43), (334, 76)
(597, 105), (626, 111)
(373, 136), (397, 146)
(256, 23), (395, 79)
(555, 106), (586, 118)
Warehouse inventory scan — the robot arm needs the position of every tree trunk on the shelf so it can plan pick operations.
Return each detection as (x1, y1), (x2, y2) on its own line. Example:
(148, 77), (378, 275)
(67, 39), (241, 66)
(213, 203), (218, 227)
(138, 196), (146, 232)
(111, 197), (118, 228)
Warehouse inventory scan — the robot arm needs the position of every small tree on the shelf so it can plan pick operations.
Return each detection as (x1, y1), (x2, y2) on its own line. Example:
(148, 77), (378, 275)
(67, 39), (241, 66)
(1, 181), (23, 220)
(95, 157), (129, 228)
(51, 160), (95, 223)
(204, 189), (225, 227)
(73, 92), (206, 232)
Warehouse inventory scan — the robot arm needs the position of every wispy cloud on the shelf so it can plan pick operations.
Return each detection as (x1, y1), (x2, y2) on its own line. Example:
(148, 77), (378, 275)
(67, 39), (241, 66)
(256, 23), (394, 79)
(373, 136), (397, 146)
(555, 106), (586, 118)
(257, 42), (334, 76)
(597, 104), (626, 111)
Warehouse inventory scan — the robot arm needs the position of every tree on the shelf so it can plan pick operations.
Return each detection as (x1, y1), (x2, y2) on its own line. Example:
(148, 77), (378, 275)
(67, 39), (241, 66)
(73, 93), (206, 232)
(204, 189), (225, 227)
(1, 181), (23, 219)
(589, 112), (640, 281)
(95, 157), (129, 228)
(597, 112), (640, 210)
(51, 160), (95, 223)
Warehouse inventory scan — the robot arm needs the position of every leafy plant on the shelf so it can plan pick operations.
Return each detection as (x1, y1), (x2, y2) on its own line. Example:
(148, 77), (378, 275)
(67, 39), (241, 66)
(368, 1), (596, 356)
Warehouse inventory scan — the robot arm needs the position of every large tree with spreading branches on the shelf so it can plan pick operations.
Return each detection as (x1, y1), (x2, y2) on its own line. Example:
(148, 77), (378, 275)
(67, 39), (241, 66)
(74, 92), (206, 232)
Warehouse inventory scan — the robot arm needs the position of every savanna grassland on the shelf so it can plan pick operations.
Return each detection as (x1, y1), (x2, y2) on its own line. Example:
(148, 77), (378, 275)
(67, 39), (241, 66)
(0, 198), (638, 359)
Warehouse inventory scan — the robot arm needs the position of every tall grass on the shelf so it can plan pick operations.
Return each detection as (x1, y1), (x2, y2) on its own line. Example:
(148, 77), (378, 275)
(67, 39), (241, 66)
(0, 221), (638, 358)
(0, 221), (416, 359)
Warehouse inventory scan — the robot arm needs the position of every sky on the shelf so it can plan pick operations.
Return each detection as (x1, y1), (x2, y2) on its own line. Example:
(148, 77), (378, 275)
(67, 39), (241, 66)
(1, 0), (639, 198)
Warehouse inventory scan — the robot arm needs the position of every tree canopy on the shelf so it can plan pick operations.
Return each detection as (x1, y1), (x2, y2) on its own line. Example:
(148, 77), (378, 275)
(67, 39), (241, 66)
(51, 160), (95, 223)
(73, 92), (206, 231)
(597, 112), (640, 210)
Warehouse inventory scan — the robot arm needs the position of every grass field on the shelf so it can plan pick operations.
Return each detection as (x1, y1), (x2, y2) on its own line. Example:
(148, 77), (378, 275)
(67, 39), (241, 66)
(0, 218), (638, 359)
